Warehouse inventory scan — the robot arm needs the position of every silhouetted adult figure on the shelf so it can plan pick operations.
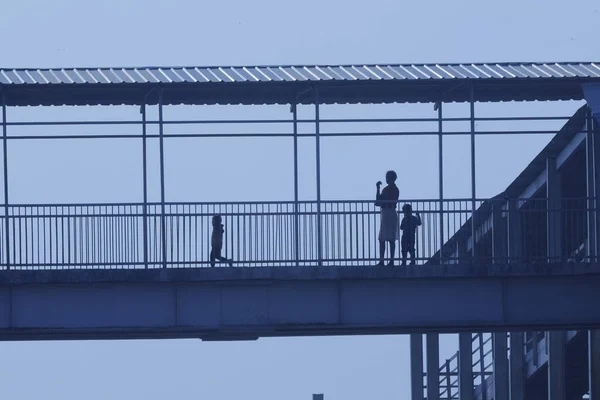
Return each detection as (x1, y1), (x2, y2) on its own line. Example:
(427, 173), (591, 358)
(375, 170), (400, 266)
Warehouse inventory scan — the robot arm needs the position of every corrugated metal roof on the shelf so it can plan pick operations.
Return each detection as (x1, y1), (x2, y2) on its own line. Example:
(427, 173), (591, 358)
(0, 62), (599, 106)
(0, 62), (599, 85)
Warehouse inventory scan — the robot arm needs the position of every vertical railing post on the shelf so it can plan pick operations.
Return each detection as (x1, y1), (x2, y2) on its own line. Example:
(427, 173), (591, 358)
(444, 360), (451, 400)
(1, 92), (9, 270)
(292, 103), (300, 267)
(141, 103), (149, 269)
(315, 90), (322, 266)
(158, 88), (167, 269)
(469, 85), (477, 264)
(437, 102), (444, 263)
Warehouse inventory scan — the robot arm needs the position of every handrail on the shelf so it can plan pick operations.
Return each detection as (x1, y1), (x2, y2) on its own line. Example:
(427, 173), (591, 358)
(0, 198), (595, 270)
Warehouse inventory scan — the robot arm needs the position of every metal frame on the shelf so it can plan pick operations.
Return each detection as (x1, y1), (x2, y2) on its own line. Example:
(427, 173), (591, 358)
(2, 92), (9, 270)
(470, 85), (477, 261)
(438, 102), (444, 263)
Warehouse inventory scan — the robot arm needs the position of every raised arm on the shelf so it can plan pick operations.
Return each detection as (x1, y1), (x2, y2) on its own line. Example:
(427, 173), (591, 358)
(375, 181), (383, 207)
(415, 213), (422, 226)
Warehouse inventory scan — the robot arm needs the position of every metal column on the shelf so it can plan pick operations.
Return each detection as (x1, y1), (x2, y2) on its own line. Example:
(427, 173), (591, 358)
(586, 108), (597, 260)
(507, 199), (521, 263)
(410, 334), (424, 400)
(1, 93), (9, 270)
(426, 334), (440, 400)
(141, 103), (149, 269)
(547, 157), (565, 400)
(492, 200), (506, 263)
(158, 89), (167, 269)
(492, 333), (509, 400)
(437, 102), (444, 263)
(509, 333), (525, 400)
(548, 331), (565, 400)
(587, 107), (598, 261)
(315, 91), (322, 266)
(292, 104), (300, 266)
(590, 330), (600, 400)
(458, 333), (474, 400)
(546, 157), (562, 261)
(469, 86), (477, 262)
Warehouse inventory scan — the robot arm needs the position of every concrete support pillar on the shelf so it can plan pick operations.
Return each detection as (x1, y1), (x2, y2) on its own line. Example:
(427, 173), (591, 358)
(458, 333), (474, 400)
(590, 330), (600, 400)
(509, 332), (525, 400)
(493, 332), (509, 400)
(548, 331), (566, 400)
(426, 333), (440, 400)
(410, 334), (424, 400)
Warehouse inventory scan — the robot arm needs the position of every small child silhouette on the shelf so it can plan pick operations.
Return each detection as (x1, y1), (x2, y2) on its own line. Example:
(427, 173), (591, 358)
(210, 215), (233, 267)
(400, 204), (421, 265)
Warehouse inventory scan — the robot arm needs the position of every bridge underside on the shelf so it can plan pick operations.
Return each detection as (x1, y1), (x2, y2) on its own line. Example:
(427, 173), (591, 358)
(1, 263), (599, 341)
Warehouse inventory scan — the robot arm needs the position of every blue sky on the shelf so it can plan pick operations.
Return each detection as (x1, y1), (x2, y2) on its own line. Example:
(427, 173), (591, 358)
(0, 0), (599, 399)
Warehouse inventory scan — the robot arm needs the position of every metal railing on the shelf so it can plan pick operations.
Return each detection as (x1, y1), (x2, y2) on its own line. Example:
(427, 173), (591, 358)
(426, 238), (591, 400)
(0, 197), (595, 269)
(424, 333), (493, 400)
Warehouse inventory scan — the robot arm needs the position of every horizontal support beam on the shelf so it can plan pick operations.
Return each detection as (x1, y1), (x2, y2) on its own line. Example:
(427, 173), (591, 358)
(1, 263), (600, 341)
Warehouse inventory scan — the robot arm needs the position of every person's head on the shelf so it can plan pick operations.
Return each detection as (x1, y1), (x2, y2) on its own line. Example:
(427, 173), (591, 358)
(402, 203), (412, 215)
(212, 215), (222, 226)
(385, 170), (397, 185)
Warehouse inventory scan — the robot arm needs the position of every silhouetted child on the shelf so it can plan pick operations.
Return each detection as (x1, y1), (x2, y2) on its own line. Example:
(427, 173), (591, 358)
(400, 204), (421, 265)
(210, 215), (233, 267)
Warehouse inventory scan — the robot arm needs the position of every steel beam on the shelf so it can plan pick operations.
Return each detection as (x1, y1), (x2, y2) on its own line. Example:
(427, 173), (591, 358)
(438, 102), (444, 263)
(1, 93), (9, 270)
(1, 266), (600, 340)
(458, 333), (473, 400)
(426, 334), (440, 400)
(507, 199), (521, 263)
(470, 85), (477, 261)
(315, 91), (322, 266)
(587, 108), (597, 261)
(546, 157), (562, 261)
(158, 89), (167, 269)
(410, 334), (424, 400)
(292, 104), (300, 267)
(141, 103), (149, 269)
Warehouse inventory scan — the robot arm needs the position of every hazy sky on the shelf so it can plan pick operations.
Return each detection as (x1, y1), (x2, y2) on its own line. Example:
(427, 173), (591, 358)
(0, 0), (599, 399)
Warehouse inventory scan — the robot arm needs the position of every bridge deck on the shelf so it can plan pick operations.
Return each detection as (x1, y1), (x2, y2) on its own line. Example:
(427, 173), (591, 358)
(1, 262), (599, 341)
